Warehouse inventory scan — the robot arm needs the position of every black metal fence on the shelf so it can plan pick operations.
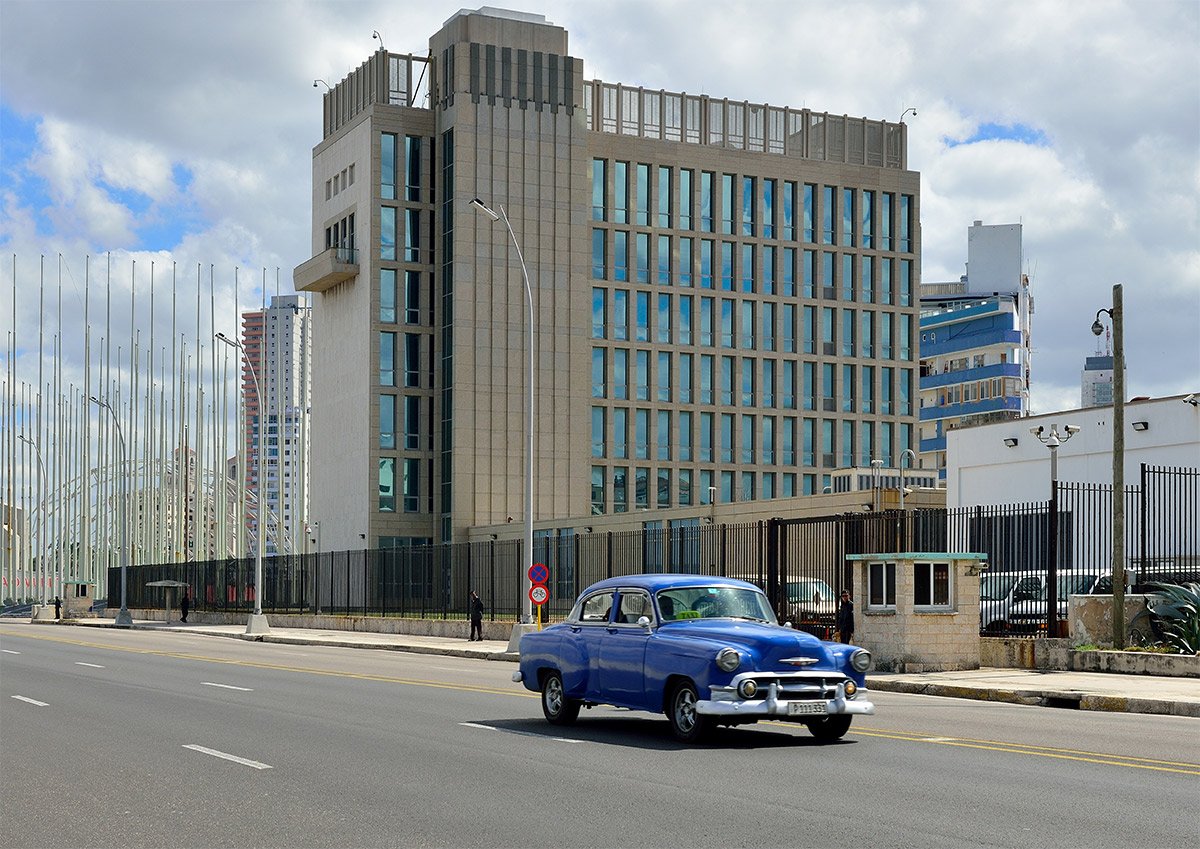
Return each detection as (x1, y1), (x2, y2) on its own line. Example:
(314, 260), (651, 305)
(111, 464), (1198, 637)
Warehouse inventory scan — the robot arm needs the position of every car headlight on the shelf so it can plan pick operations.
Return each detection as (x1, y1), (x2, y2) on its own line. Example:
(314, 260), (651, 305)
(716, 647), (741, 672)
(850, 649), (872, 673)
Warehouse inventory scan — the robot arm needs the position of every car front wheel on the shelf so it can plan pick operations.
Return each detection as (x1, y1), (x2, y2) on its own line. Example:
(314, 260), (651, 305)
(806, 714), (852, 742)
(667, 680), (711, 743)
(541, 671), (580, 725)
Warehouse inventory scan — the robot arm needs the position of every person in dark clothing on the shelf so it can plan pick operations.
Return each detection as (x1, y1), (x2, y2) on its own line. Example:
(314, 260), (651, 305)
(180, 591), (190, 623)
(836, 590), (854, 644)
(468, 590), (484, 641)
(53, 596), (62, 620)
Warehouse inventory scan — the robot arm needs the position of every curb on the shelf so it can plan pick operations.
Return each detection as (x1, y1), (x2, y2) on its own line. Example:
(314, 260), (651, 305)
(868, 678), (1199, 718)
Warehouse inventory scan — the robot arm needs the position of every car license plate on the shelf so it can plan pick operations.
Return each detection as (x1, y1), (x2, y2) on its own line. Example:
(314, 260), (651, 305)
(787, 702), (826, 716)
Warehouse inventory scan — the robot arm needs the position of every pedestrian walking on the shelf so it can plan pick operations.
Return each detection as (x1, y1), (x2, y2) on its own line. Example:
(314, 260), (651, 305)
(836, 589), (854, 644)
(469, 590), (484, 641)
(180, 590), (190, 623)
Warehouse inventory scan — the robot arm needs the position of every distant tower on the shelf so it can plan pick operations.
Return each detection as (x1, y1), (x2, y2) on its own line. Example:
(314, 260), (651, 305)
(1081, 326), (1116, 408)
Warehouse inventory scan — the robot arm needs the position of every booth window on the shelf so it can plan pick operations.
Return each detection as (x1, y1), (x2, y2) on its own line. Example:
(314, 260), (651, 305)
(868, 561), (895, 609)
(914, 561), (951, 608)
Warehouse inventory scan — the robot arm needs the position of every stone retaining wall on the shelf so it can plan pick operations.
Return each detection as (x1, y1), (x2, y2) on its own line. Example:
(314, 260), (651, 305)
(982, 636), (1198, 677)
(127, 608), (509, 641)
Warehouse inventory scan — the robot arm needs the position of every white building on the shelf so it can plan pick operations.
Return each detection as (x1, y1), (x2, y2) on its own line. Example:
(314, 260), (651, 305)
(1081, 355), (1115, 408)
(946, 394), (1200, 507)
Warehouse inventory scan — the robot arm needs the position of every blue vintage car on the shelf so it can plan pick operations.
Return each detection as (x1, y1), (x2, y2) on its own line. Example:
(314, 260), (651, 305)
(513, 574), (874, 742)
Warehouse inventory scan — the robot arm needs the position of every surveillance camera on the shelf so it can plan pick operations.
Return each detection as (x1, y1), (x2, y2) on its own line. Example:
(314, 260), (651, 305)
(1185, 393), (1198, 407)
(1029, 425), (1044, 436)
(1065, 424), (1081, 434)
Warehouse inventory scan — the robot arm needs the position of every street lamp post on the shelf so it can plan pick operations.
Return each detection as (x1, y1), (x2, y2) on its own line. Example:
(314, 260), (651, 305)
(1092, 284), (1125, 648)
(217, 332), (270, 635)
(1031, 423), (1080, 637)
(89, 397), (133, 626)
(870, 459), (884, 512)
(470, 198), (534, 625)
(17, 435), (52, 619)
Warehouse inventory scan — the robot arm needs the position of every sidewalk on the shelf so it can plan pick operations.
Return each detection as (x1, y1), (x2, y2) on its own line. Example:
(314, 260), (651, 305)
(34, 617), (1200, 719)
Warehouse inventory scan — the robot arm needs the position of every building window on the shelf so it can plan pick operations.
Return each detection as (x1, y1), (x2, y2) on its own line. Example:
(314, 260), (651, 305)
(612, 290), (628, 341)
(657, 410), (672, 460)
(592, 288), (606, 339)
(614, 231), (629, 282)
(741, 176), (755, 236)
(614, 161), (629, 224)
(679, 411), (693, 461)
(679, 237), (693, 286)
(404, 208), (421, 262)
(592, 348), (607, 398)
(613, 349), (628, 400)
(379, 457), (396, 512)
(868, 561), (896, 609)
(380, 394), (396, 450)
(380, 269), (397, 323)
(657, 351), (672, 401)
(404, 396), (420, 450)
(657, 235), (672, 285)
(379, 331), (396, 386)
(381, 133), (397, 200)
(613, 408), (628, 458)
(591, 466), (606, 515)
(635, 291), (650, 341)
(636, 163), (650, 226)
(592, 158), (606, 221)
(592, 229), (606, 279)
(404, 333), (421, 387)
(763, 178), (775, 239)
(405, 270), (421, 324)
(679, 169), (693, 230)
(403, 458), (420, 512)
(592, 406), (606, 457)
(721, 173), (734, 234)
(658, 165), (672, 228)
(679, 353), (693, 403)
(405, 136), (422, 202)
(380, 207), (396, 260)
(679, 296), (693, 345)
(914, 561), (951, 607)
(700, 171), (714, 232)
(636, 232), (650, 283)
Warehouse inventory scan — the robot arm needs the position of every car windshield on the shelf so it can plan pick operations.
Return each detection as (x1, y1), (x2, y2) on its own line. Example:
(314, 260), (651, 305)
(656, 587), (777, 624)
(1036, 575), (1099, 598)
(980, 575), (1018, 601)
(786, 579), (835, 603)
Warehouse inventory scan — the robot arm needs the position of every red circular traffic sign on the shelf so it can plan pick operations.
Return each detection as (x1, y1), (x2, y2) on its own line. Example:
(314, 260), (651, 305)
(529, 584), (550, 605)
(528, 563), (549, 585)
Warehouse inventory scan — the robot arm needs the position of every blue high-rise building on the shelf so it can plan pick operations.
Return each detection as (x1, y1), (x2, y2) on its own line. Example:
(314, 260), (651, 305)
(918, 222), (1032, 482)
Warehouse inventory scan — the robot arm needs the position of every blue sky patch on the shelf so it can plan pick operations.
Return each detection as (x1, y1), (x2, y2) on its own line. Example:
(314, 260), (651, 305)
(0, 104), (56, 238)
(945, 122), (1050, 148)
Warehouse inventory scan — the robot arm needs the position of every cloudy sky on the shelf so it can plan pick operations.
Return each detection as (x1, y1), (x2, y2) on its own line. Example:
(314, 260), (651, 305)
(2, 0), (1197, 415)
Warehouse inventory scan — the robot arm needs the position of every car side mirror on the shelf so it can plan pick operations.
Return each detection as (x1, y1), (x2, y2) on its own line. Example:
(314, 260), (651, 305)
(637, 615), (652, 629)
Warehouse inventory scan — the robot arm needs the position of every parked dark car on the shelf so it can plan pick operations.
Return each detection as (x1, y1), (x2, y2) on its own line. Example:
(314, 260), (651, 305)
(513, 574), (874, 742)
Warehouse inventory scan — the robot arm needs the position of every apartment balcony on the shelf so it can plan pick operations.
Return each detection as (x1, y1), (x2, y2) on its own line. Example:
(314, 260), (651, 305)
(294, 247), (359, 293)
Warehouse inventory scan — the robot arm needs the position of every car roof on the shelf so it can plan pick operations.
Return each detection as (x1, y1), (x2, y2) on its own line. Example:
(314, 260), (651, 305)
(580, 574), (762, 595)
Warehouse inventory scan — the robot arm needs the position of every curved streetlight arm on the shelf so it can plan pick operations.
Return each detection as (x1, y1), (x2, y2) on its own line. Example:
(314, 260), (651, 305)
(216, 331), (269, 630)
(89, 395), (132, 626)
(472, 197), (535, 624)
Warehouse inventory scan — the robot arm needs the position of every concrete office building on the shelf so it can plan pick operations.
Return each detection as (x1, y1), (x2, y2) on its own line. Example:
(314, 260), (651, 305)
(236, 295), (313, 555)
(295, 7), (921, 551)
(918, 221), (1032, 481)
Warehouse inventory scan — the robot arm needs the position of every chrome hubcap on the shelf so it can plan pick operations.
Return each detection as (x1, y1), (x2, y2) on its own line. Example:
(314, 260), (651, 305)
(545, 678), (563, 715)
(675, 688), (697, 731)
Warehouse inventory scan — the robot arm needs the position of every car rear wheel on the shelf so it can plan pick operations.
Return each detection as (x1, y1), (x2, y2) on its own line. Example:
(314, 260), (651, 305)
(541, 671), (580, 725)
(667, 680), (711, 743)
(806, 714), (852, 742)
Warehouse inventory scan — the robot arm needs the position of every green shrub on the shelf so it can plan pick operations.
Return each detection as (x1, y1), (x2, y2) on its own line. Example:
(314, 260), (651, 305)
(1132, 582), (1200, 655)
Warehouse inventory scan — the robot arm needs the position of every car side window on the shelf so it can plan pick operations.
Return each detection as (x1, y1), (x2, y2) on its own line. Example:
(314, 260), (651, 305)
(580, 591), (616, 624)
(617, 591), (651, 624)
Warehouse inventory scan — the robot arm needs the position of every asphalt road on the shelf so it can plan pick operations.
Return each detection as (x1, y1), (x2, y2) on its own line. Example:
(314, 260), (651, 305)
(1, 622), (1197, 849)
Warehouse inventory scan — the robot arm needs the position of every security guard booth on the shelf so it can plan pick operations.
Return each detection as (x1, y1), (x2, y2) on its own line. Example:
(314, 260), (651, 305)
(845, 553), (988, 673)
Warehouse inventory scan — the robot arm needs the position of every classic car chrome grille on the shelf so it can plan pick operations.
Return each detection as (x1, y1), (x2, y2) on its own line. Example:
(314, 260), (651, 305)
(746, 675), (841, 701)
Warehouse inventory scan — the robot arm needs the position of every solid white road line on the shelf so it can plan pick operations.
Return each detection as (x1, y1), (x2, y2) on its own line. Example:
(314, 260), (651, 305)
(75, 662), (105, 668)
(459, 722), (589, 744)
(12, 695), (48, 707)
(202, 682), (254, 692)
(182, 744), (272, 770)
(1, 649), (20, 654)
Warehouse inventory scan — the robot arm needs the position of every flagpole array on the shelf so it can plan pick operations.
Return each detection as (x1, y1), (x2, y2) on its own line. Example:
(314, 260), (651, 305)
(1, 254), (311, 613)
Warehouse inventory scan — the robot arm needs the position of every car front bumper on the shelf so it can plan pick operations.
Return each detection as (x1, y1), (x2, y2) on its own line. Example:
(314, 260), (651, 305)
(697, 680), (875, 718)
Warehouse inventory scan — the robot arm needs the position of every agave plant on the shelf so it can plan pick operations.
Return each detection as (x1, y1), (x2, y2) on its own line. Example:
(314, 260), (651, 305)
(1132, 582), (1200, 655)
